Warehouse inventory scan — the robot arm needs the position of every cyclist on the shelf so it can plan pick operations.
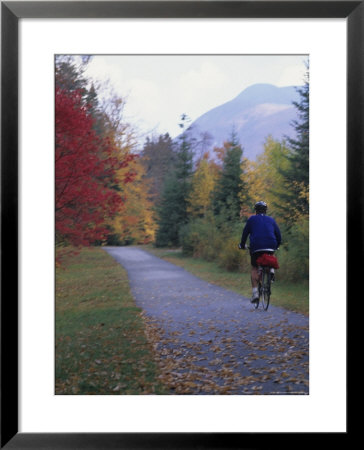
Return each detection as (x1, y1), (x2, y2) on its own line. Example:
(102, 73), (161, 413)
(239, 201), (281, 304)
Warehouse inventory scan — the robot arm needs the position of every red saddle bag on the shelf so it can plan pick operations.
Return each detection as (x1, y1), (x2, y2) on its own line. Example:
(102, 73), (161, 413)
(256, 253), (280, 269)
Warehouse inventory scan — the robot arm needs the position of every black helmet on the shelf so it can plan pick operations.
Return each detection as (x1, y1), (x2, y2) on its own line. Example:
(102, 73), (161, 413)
(254, 201), (267, 213)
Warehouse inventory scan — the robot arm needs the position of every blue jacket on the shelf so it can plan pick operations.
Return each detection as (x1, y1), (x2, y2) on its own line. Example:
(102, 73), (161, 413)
(240, 214), (281, 253)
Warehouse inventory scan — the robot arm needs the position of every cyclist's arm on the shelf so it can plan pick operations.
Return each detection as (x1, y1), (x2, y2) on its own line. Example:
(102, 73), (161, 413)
(273, 221), (282, 248)
(240, 219), (251, 248)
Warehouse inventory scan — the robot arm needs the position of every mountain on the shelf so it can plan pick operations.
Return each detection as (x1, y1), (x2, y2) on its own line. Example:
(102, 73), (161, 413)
(184, 83), (300, 161)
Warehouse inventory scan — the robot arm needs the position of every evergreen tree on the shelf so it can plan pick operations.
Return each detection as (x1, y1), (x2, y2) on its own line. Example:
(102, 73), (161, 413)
(140, 133), (177, 202)
(55, 55), (90, 98)
(213, 131), (244, 222)
(155, 115), (194, 246)
(84, 83), (106, 136)
(279, 66), (309, 222)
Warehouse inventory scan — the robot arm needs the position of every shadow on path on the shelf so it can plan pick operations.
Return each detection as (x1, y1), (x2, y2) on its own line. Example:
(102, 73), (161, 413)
(105, 246), (309, 395)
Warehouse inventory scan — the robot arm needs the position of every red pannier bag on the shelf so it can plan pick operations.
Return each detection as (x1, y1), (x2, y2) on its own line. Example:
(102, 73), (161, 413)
(256, 253), (279, 269)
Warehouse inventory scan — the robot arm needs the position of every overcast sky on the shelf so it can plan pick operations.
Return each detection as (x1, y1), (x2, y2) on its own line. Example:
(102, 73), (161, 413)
(84, 54), (307, 141)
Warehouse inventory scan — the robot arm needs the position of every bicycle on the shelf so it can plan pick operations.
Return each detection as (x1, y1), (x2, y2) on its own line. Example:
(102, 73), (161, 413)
(255, 251), (279, 311)
(240, 245), (278, 311)
(255, 264), (274, 310)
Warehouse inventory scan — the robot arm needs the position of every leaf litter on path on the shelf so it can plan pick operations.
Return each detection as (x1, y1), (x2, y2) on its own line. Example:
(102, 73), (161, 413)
(142, 311), (308, 395)
(106, 247), (309, 395)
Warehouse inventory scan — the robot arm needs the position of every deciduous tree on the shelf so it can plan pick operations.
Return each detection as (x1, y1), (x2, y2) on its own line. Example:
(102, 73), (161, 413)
(109, 155), (156, 245)
(243, 136), (290, 220)
(55, 88), (133, 247)
(187, 153), (218, 218)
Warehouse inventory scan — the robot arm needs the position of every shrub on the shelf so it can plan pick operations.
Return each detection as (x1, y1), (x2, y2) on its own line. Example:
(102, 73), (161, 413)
(105, 233), (122, 246)
(180, 218), (223, 261)
(180, 217), (252, 272)
(179, 222), (200, 255)
(277, 218), (309, 282)
(218, 237), (249, 272)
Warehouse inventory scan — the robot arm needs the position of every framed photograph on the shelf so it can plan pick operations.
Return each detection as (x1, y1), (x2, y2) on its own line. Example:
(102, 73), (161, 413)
(1, 1), (355, 447)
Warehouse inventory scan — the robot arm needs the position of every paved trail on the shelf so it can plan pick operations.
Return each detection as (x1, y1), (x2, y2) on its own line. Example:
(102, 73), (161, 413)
(104, 246), (309, 395)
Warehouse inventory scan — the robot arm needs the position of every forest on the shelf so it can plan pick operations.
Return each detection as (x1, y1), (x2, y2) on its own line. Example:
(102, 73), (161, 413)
(56, 56), (309, 283)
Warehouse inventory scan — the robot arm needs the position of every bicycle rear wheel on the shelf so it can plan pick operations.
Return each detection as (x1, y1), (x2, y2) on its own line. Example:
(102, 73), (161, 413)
(261, 269), (271, 311)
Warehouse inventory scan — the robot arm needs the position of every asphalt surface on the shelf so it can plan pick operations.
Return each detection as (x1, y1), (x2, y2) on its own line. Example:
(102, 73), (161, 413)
(104, 246), (309, 395)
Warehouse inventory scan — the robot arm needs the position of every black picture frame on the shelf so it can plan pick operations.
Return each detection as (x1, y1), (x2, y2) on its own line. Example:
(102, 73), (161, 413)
(1, 1), (355, 448)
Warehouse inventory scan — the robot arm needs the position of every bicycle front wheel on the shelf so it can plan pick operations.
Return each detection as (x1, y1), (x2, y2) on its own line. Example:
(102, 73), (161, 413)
(261, 269), (271, 311)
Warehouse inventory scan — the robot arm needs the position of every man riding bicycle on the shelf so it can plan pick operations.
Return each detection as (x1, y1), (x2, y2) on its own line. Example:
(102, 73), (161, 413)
(239, 201), (281, 304)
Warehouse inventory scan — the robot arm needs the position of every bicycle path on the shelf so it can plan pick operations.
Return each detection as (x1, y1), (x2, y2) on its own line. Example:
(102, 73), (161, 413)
(104, 246), (309, 395)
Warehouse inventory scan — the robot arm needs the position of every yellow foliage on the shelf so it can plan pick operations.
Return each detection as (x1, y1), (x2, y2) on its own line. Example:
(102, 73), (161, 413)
(187, 156), (218, 217)
(289, 180), (309, 222)
(111, 155), (157, 244)
(241, 136), (290, 219)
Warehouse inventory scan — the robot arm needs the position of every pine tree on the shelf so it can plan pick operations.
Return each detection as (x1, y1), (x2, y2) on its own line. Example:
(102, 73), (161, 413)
(279, 66), (309, 222)
(55, 55), (90, 98)
(140, 133), (177, 202)
(155, 115), (194, 246)
(213, 131), (244, 222)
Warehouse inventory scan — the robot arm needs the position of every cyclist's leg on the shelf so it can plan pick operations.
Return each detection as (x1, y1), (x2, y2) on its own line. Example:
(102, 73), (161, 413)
(250, 252), (260, 303)
(262, 267), (271, 310)
(251, 266), (260, 287)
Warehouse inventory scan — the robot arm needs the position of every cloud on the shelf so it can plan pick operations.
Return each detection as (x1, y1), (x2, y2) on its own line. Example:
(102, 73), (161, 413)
(277, 63), (307, 87)
(177, 61), (229, 118)
(124, 78), (165, 134)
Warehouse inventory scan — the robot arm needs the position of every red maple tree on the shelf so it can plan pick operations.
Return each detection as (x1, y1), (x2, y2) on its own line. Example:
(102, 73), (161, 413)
(55, 88), (134, 247)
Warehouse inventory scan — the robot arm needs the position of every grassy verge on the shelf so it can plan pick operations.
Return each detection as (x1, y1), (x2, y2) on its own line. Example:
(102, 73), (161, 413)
(143, 246), (309, 316)
(56, 247), (166, 394)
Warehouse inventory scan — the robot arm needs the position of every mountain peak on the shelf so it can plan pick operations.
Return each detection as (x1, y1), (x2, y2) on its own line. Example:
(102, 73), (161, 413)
(185, 83), (300, 160)
(232, 83), (298, 107)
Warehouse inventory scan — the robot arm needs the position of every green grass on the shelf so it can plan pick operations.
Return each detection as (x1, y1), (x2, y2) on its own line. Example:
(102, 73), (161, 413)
(56, 247), (166, 395)
(144, 246), (309, 316)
